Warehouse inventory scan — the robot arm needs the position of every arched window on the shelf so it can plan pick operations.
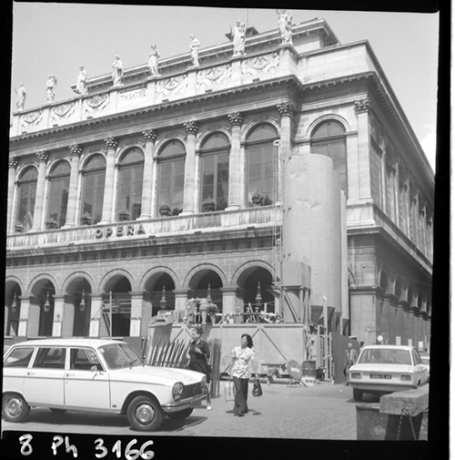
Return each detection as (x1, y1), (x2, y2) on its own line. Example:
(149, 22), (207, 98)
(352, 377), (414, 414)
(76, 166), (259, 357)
(310, 120), (347, 194)
(81, 154), (106, 225)
(157, 140), (185, 215)
(48, 161), (71, 228)
(245, 124), (278, 206)
(117, 148), (144, 220)
(200, 133), (230, 211)
(16, 167), (37, 232)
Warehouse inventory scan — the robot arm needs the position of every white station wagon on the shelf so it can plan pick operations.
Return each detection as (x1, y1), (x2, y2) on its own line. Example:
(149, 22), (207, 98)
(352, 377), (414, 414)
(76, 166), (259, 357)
(347, 345), (428, 401)
(2, 338), (207, 431)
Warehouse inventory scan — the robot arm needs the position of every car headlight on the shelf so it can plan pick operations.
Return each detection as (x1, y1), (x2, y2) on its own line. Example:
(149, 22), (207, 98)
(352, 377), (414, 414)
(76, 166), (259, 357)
(400, 374), (412, 381)
(172, 382), (184, 400)
(350, 372), (361, 379)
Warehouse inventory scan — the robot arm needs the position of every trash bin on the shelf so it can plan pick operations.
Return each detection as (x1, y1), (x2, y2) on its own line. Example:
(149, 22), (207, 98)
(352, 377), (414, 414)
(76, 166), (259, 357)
(301, 360), (317, 377)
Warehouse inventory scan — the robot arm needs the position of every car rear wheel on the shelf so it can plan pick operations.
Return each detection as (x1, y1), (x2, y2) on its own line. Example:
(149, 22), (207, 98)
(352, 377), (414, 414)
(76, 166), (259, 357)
(353, 389), (363, 402)
(167, 408), (194, 420)
(2, 393), (30, 423)
(127, 396), (163, 432)
(50, 408), (67, 414)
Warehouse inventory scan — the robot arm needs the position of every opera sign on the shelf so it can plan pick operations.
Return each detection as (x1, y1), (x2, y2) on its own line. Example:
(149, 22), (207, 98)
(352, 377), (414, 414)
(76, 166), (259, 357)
(95, 224), (146, 239)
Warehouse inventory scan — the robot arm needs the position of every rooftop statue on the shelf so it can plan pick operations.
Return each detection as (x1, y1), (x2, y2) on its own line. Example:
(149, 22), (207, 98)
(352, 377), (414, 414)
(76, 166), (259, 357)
(14, 83), (26, 111)
(112, 55), (124, 86)
(74, 65), (88, 95)
(46, 75), (57, 104)
(189, 34), (201, 67)
(277, 9), (293, 45)
(231, 21), (246, 57)
(148, 45), (161, 76)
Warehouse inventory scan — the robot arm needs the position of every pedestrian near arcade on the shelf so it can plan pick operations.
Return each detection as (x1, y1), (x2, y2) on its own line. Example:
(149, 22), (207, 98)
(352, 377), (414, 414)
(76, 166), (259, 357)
(343, 342), (358, 377)
(228, 334), (259, 417)
(187, 327), (212, 410)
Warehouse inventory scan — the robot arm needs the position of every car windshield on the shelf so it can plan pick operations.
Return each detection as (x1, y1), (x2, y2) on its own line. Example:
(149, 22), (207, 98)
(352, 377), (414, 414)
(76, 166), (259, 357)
(358, 348), (412, 365)
(99, 343), (142, 370)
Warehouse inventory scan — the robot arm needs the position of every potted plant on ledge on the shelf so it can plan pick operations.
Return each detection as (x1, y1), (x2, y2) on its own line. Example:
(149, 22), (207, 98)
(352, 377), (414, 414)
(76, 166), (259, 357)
(159, 204), (172, 216)
(45, 218), (59, 230)
(81, 212), (92, 226)
(251, 191), (264, 207)
(202, 198), (216, 213)
(118, 209), (131, 221)
(15, 223), (24, 233)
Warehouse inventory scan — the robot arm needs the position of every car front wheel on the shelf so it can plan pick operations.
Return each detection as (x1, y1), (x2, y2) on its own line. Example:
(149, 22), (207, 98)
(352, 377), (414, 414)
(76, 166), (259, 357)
(127, 396), (163, 432)
(2, 393), (30, 423)
(353, 389), (363, 402)
(167, 408), (194, 420)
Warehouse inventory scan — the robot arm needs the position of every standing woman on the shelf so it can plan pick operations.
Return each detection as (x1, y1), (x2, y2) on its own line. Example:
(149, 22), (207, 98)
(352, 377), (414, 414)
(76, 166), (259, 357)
(187, 327), (212, 410)
(228, 334), (258, 417)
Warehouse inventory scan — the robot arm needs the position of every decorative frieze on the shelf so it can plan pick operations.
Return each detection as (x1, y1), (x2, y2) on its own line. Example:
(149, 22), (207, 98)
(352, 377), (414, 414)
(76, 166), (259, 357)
(142, 129), (157, 142)
(183, 121), (198, 135)
(20, 110), (44, 132)
(242, 52), (280, 77)
(156, 75), (188, 99)
(354, 98), (371, 114)
(84, 93), (110, 115)
(36, 151), (49, 163)
(50, 102), (75, 125)
(277, 101), (294, 117)
(9, 157), (19, 169)
(69, 144), (82, 156)
(227, 112), (243, 126)
(197, 64), (232, 90)
(104, 136), (118, 149)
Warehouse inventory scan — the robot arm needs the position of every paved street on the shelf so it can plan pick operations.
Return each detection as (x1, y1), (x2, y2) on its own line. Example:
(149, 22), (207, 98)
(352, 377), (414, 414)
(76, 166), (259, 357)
(2, 382), (376, 440)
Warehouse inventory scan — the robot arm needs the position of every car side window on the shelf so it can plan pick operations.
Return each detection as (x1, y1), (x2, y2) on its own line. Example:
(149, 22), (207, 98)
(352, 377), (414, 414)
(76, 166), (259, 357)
(4, 347), (35, 368)
(33, 347), (66, 369)
(70, 348), (103, 371)
(413, 350), (422, 365)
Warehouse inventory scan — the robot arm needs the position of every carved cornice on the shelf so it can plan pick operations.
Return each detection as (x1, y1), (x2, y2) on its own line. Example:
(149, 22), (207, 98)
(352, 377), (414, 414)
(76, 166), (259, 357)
(142, 129), (157, 142)
(69, 143), (82, 156)
(9, 157), (18, 169)
(183, 120), (198, 135)
(36, 150), (49, 162)
(354, 97), (371, 114)
(276, 101), (294, 117)
(104, 136), (118, 149)
(227, 112), (243, 126)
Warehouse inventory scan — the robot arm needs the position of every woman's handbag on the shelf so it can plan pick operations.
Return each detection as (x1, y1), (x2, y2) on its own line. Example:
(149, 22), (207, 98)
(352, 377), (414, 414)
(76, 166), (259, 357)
(224, 378), (235, 402)
(252, 379), (263, 397)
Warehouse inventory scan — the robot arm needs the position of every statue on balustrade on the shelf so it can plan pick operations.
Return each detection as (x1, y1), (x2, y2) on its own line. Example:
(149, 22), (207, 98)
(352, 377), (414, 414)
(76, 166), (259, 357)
(231, 21), (246, 57)
(277, 9), (293, 45)
(74, 65), (88, 95)
(46, 75), (57, 103)
(189, 34), (201, 67)
(14, 83), (26, 111)
(148, 45), (161, 76)
(112, 55), (123, 86)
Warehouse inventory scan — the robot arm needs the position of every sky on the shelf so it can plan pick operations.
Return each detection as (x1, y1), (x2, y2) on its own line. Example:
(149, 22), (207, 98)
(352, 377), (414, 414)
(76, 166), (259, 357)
(9, 3), (439, 171)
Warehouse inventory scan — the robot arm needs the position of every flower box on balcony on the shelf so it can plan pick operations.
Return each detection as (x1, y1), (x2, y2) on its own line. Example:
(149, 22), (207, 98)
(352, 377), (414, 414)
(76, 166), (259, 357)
(118, 210), (131, 222)
(15, 223), (24, 233)
(159, 205), (172, 216)
(202, 198), (216, 213)
(45, 219), (59, 230)
(81, 213), (92, 226)
(251, 191), (264, 207)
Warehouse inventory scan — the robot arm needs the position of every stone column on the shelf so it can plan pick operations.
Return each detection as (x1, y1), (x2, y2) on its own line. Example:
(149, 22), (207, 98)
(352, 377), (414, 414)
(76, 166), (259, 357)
(100, 136), (118, 224)
(7, 157), (19, 233)
(277, 101), (294, 204)
(354, 98), (372, 201)
(181, 121), (198, 215)
(89, 294), (103, 337)
(151, 152), (159, 219)
(52, 295), (65, 337)
(21, 297), (41, 337)
(139, 129), (157, 220)
(62, 298), (75, 338)
(31, 150), (49, 232)
(63, 144), (82, 228)
(4, 306), (9, 336)
(227, 112), (243, 210)
(130, 291), (144, 337)
(173, 289), (189, 322)
(221, 287), (237, 315)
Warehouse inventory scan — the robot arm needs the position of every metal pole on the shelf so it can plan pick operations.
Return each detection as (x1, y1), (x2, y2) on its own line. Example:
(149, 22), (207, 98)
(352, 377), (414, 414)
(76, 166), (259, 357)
(109, 291), (113, 340)
(322, 296), (328, 372)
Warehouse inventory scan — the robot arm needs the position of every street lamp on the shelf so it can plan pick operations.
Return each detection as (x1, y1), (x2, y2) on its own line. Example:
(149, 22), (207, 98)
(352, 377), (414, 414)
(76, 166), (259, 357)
(80, 289), (86, 312)
(255, 281), (263, 312)
(11, 293), (18, 313)
(44, 291), (51, 313)
(207, 283), (212, 301)
(160, 285), (167, 309)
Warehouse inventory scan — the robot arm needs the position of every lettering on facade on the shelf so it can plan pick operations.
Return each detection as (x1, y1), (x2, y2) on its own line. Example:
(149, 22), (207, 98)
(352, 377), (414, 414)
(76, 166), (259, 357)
(120, 88), (146, 102)
(95, 224), (146, 240)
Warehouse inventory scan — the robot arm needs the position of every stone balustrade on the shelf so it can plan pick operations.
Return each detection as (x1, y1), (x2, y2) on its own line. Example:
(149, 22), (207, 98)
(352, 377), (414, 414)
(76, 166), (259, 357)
(7, 205), (281, 250)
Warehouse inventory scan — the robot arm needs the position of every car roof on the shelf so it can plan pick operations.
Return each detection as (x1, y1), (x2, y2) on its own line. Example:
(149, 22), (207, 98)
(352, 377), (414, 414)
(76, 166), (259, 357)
(361, 345), (415, 351)
(7, 338), (126, 348)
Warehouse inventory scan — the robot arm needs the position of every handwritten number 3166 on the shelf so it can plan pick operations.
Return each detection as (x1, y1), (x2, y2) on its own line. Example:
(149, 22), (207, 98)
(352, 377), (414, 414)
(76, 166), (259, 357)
(95, 438), (155, 459)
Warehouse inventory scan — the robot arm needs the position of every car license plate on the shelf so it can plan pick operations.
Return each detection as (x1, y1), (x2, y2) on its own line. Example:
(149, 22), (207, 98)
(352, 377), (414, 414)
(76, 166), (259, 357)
(370, 374), (391, 379)
(190, 399), (202, 408)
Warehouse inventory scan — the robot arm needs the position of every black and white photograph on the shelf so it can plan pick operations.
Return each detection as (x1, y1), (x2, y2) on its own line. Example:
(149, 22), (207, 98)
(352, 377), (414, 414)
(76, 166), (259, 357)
(3, 2), (447, 459)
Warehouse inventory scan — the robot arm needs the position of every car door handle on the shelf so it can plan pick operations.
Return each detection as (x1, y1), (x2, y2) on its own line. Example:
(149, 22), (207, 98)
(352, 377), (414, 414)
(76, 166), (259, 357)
(66, 373), (75, 377)
(27, 371), (35, 376)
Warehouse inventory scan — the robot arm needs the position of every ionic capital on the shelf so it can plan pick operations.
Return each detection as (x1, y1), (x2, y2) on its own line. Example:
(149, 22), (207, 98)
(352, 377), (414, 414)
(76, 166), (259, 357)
(227, 112), (243, 126)
(104, 136), (118, 149)
(354, 98), (371, 114)
(142, 129), (157, 142)
(69, 143), (82, 157)
(277, 101), (294, 117)
(183, 120), (198, 135)
(8, 157), (18, 169)
(36, 150), (49, 163)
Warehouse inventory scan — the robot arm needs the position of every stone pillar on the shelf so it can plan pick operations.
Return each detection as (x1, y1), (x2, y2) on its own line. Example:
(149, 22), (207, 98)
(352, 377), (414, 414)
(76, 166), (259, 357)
(31, 150), (49, 232)
(4, 306), (9, 336)
(354, 98), (372, 201)
(62, 299), (75, 338)
(100, 136), (118, 224)
(181, 121), (198, 215)
(173, 289), (189, 322)
(63, 144), (82, 228)
(277, 101), (294, 204)
(130, 291), (144, 337)
(21, 297), (41, 337)
(151, 152), (159, 219)
(89, 294), (103, 337)
(227, 112), (243, 210)
(346, 133), (359, 202)
(221, 288), (237, 315)
(52, 295), (65, 337)
(139, 129), (157, 220)
(8, 157), (19, 233)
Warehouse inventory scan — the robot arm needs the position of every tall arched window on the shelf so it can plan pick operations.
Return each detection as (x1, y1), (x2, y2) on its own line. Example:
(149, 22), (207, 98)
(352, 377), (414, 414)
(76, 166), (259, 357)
(200, 133), (230, 211)
(310, 120), (347, 194)
(81, 154), (106, 225)
(245, 123), (278, 206)
(117, 147), (144, 220)
(48, 161), (71, 228)
(16, 166), (37, 232)
(157, 140), (185, 215)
